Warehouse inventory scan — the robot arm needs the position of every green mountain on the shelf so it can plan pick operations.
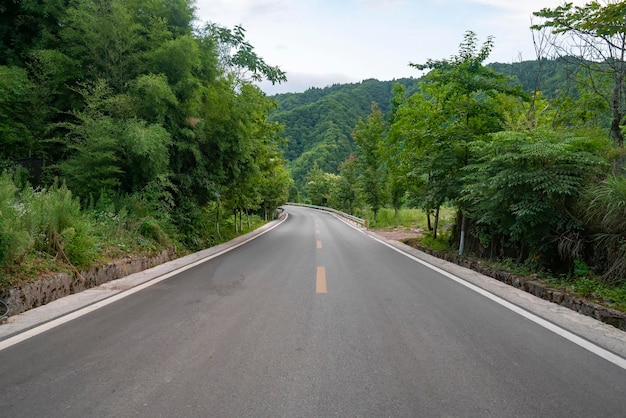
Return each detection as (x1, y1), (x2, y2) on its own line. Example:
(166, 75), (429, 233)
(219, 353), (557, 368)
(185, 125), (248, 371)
(489, 57), (582, 99)
(269, 78), (419, 188)
(271, 59), (577, 190)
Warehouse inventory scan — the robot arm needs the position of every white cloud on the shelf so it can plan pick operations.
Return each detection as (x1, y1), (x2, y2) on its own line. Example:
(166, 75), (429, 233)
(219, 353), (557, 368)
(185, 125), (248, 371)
(258, 71), (357, 95)
(195, 0), (599, 94)
(197, 0), (291, 25)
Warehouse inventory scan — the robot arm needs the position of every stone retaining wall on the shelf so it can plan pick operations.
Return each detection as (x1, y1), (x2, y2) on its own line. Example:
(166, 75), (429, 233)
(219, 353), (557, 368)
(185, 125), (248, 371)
(412, 244), (626, 331)
(0, 249), (176, 318)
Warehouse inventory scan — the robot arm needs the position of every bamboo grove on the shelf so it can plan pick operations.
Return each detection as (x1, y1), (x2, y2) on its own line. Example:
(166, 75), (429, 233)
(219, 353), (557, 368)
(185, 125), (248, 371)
(0, 0), (293, 278)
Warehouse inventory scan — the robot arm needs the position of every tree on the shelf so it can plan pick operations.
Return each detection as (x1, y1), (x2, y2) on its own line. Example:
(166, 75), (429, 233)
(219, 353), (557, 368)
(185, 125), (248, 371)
(59, 0), (145, 92)
(384, 83), (409, 216)
(336, 154), (359, 214)
(202, 23), (287, 85)
(305, 163), (337, 206)
(353, 103), (388, 224)
(533, 1), (626, 170)
(409, 31), (526, 252)
(0, 0), (68, 66)
(0, 66), (36, 159)
(392, 90), (456, 239)
(462, 130), (607, 264)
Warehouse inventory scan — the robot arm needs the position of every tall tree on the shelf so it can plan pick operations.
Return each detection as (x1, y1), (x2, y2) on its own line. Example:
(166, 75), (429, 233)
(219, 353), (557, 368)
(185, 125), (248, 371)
(533, 1), (626, 170)
(336, 154), (359, 214)
(353, 103), (388, 224)
(410, 31), (525, 252)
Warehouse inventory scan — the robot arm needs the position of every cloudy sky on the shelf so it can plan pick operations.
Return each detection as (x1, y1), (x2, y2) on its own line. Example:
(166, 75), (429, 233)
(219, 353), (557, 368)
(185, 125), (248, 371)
(194, 0), (586, 94)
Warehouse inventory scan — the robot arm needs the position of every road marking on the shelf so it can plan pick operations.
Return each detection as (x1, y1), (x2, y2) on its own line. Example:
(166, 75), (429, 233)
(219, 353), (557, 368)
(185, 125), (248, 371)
(0, 213), (290, 352)
(317, 240), (322, 249)
(316, 229), (320, 235)
(316, 266), (327, 293)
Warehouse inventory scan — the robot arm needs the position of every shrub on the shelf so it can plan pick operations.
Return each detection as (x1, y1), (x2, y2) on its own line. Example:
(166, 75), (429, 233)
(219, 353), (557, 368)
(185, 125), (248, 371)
(60, 224), (97, 268)
(0, 174), (33, 266)
(139, 217), (166, 244)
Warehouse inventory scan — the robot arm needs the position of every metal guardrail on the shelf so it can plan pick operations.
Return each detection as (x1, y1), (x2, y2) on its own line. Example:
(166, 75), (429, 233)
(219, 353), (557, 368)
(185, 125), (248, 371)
(285, 202), (367, 227)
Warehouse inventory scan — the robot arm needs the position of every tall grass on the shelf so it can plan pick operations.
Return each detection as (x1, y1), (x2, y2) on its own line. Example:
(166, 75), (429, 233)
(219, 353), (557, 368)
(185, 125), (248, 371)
(0, 174), (32, 267)
(0, 173), (270, 288)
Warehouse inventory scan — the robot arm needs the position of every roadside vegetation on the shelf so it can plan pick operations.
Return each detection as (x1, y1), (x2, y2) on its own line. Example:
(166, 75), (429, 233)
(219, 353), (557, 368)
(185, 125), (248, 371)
(0, 1), (291, 289)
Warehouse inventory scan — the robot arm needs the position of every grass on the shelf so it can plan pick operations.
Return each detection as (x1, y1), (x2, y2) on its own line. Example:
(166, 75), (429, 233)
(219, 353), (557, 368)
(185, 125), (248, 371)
(0, 172), (270, 290)
(0, 212), (268, 290)
(542, 271), (626, 312)
(364, 207), (456, 232)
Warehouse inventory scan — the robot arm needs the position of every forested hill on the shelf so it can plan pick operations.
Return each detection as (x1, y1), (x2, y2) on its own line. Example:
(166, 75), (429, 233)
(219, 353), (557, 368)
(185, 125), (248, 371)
(269, 78), (419, 188)
(489, 57), (582, 99)
(271, 58), (578, 189)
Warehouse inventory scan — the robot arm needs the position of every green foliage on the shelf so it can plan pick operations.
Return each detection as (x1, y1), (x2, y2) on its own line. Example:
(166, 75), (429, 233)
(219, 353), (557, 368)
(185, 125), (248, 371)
(335, 155), (359, 214)
(203, 23), (287, 85)
(584, 176), (626, 283)
(418, 235), (452, 252)
(533, 1), (626, 151)
(305, 163), (338, 206)
(353, 103), (388, 222)
(0, 66), (36, 158)
(270, 78), (419, 189)
(0, 0), (291, 289)
(461, 130), (608, 262)
(60, 224), (96, 268)
(130, 74), (178, 124)
(0, 174), (33, 266)
(139, 217), (167, 245)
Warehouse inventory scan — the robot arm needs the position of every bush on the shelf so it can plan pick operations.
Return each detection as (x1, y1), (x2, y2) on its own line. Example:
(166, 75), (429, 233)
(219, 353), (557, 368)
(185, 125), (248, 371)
(61, 224), (97, 268)
(139, 217), (167, 244)
(419, 234), (452, 252)
(0, 174), (33, 266)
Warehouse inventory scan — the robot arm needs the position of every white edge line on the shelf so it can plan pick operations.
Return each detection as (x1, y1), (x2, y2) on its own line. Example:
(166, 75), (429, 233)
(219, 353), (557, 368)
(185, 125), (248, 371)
(0, 213), (289, 352)
(365, 233), (626, 371)
(328, 212), (626, 371)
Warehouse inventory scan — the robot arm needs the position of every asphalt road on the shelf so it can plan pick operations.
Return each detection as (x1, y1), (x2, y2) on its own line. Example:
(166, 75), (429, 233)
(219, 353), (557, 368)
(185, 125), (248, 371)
(1, 205), (626, 417)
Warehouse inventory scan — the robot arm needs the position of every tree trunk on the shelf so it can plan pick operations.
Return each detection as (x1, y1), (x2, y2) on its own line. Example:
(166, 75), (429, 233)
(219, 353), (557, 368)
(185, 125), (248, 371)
(427, 211), (432, 232)
(458, 213), (467, 256)
(216, 206), (221, 239)
(611, 70), (625, 172)
(433, 206), (440, 239)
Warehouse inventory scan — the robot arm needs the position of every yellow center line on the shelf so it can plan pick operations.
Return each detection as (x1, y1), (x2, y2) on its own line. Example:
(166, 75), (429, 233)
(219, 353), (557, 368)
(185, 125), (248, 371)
(316, 266), (327, 294)
(317, 240), (322, 249)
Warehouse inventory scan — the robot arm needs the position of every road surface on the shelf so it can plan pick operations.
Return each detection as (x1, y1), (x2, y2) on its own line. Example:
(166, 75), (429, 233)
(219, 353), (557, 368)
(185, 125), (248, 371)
(1, 205), (625, 417)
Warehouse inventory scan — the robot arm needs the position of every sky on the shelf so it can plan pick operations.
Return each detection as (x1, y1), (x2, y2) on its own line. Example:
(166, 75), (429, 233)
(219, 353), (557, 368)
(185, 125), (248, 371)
(194, 0), (588, 95)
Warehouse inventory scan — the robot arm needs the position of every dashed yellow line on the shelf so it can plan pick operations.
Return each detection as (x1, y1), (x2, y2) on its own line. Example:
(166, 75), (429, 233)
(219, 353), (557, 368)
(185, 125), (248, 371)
(317, 240), (322, 249)
(316, 266), (327, 294)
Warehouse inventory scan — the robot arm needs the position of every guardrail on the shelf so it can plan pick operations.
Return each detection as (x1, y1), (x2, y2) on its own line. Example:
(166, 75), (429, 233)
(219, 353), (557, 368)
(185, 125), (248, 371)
(285, 202), (368, 228)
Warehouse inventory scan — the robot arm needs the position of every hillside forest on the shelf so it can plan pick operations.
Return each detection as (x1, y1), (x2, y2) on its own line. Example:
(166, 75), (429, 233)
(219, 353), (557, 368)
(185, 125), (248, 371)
(0, 0), (293, 284)
(273, 1), (626, 290)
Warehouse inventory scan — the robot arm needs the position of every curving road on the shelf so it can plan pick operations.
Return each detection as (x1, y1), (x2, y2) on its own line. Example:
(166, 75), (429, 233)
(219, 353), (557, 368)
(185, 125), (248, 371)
(1, 205), (625, 417)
